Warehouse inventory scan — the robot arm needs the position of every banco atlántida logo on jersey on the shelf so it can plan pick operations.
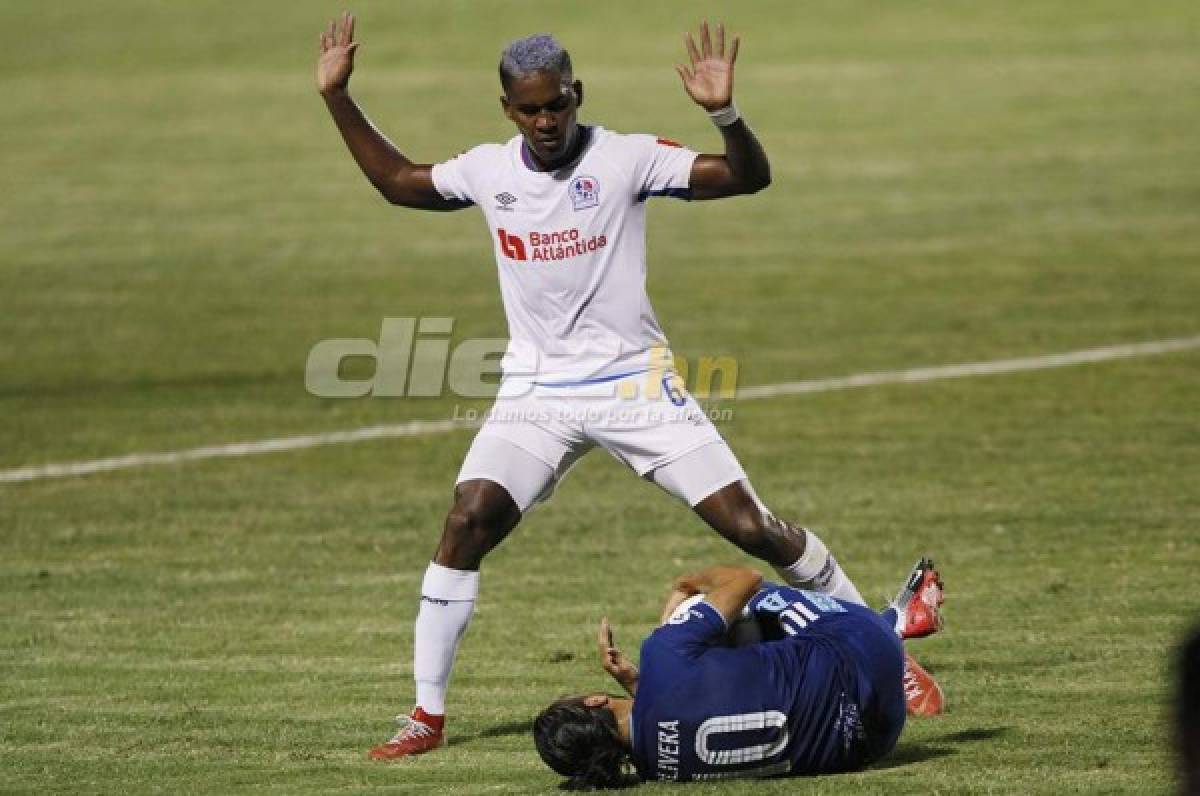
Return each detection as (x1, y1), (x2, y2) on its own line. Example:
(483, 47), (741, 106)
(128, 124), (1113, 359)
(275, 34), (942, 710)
(496, 227), (608, 263)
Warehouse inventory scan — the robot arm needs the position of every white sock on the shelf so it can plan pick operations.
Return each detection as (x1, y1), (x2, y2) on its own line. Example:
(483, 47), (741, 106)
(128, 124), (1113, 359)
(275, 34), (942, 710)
(775, 529), (866, 607)
(413, 561), (480, 716)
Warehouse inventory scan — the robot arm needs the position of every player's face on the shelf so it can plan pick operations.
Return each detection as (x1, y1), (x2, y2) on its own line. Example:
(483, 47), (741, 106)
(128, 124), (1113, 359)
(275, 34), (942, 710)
(501, 70), (584, 168)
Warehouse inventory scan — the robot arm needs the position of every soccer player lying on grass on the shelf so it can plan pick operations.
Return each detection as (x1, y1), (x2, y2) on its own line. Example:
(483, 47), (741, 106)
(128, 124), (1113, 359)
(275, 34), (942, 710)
(533, 559), (945, 787)
(317, 13), (942, 759)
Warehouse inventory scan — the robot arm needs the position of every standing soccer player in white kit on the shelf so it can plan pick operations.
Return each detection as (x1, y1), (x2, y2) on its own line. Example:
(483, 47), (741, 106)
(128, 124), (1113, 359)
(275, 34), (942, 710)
(316, 13), (941, 759)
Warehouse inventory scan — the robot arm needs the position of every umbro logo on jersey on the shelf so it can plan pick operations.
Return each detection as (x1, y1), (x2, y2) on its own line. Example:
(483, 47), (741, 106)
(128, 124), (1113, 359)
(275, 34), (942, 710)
(495, 192), (517, 206)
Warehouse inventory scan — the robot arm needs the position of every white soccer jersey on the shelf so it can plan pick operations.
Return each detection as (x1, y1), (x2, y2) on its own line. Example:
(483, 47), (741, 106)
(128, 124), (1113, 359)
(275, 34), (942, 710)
(431, 126), (698, 383)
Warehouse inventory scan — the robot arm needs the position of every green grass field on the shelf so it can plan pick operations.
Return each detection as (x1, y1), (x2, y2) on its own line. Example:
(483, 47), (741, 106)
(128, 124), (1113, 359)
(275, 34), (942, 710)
(3, 1), (1198, 792)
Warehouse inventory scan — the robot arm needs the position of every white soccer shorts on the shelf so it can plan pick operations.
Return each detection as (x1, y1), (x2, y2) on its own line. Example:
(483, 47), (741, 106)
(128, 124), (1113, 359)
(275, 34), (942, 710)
(455, 371), (747, 511)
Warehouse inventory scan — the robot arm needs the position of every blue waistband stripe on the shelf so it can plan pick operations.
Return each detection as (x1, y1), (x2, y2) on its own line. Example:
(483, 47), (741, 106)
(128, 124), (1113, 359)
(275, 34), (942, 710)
(533, 368), (650, 388)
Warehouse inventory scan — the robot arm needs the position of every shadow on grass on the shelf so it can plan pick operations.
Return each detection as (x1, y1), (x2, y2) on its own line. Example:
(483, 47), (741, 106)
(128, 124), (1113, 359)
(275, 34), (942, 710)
(452, 721), (1015, 756)
(935, 726), (1012, 743)
(872, 742), (956, 770)
(872, 725), (1012, 770)
(451, 719), (532, 747)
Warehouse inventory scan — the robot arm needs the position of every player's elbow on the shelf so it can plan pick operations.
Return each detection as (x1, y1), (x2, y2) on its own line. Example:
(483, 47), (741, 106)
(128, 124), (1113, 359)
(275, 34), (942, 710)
(718, 566), (763, 591)
(739, 568), (764, 591)
(383, 192), (413, 207)
(742, 168), (771, 195)
(373, 165), (422, 206)
(722, 171), (770, 198)
(373, 179), (410, 206)
(377, 184), (432, 209)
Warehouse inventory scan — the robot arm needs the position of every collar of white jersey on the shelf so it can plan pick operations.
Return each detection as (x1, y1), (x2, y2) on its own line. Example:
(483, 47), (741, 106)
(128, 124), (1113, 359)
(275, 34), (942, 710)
(518, 125), (596, 174)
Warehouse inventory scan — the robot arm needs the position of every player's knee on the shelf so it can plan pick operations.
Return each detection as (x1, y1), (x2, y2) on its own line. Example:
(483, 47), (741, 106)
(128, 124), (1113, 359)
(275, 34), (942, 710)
(436, 483), (519, 568)
(439, 504), (494, 566)
(437, 506), (494, 569)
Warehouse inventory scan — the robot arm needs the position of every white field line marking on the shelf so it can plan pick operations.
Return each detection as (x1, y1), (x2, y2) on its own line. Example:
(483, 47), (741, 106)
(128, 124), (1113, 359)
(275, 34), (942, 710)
(0, 419), (478, 484)
(3, 335), (1198, 485)
(735, 335), (1200, 400)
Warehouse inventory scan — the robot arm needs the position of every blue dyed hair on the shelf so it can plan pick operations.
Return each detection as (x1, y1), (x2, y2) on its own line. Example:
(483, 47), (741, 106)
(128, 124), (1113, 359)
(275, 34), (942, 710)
(499, 33), (573, 91)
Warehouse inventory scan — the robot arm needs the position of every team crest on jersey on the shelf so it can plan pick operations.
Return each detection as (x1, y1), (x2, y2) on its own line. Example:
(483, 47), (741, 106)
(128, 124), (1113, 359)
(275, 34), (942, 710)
(569, 175), (600, 211)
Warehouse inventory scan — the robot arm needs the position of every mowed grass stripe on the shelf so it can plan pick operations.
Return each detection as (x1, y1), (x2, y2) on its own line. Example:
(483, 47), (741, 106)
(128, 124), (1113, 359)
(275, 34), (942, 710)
(2, 334), (1197, 484)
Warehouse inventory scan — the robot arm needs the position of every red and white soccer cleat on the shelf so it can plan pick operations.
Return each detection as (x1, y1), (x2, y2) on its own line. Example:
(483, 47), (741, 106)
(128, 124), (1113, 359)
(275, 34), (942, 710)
(903, 652), (945, 717)
(368, 707), (446, 760)
(892, 557), (944, 640)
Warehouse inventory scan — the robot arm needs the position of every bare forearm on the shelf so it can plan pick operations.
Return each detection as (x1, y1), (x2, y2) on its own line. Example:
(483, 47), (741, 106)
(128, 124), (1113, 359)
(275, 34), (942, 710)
(689, 117), (771, 199)
(321, 89), (456, 209)
(718, 118), (770, 193)
(672, 565), (763, 627)
(674, 565), (761, 595)
(323, 89), (412, 197)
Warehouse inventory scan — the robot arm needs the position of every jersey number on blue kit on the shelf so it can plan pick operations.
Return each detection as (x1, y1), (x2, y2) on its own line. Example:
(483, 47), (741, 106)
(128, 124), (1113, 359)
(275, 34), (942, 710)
(758, 590), (846, 636)
(695, 710), (789, 769)
(683, 592), (847, 780)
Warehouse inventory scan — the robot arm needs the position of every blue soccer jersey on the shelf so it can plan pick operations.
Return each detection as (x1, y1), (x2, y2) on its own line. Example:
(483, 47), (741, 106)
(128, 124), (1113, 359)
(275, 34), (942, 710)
(630, 584), (905, 782)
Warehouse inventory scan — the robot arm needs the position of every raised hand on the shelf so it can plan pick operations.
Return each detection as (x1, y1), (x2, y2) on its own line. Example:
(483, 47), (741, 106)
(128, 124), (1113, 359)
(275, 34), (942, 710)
(597, 617), (639, 694)
(317, 11), (359, 96)
(675, 21), (739, 112)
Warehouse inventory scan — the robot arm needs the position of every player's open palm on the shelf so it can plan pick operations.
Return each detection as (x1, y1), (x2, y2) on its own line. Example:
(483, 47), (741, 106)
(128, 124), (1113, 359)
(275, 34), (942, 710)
(317, 11), (359, 96)
(676, 21), (739, 112)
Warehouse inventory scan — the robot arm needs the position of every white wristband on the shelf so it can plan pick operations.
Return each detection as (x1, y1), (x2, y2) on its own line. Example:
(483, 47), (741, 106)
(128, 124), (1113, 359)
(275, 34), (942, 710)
(707, 103), (740, 127)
